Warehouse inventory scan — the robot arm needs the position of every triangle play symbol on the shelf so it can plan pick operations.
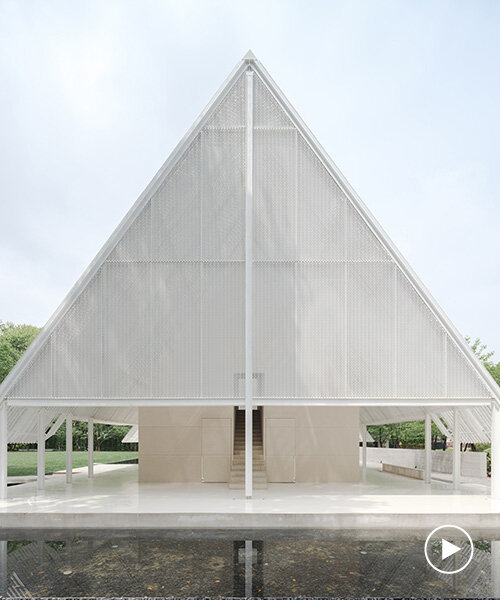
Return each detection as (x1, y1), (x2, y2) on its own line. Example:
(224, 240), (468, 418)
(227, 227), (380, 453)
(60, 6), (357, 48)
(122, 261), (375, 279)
(442, 539), (461, 560)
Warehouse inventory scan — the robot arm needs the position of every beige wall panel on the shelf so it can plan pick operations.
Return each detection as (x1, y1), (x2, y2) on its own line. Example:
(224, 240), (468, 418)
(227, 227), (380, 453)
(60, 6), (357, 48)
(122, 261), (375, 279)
(295, 426), (359, 456)
(140, 406), (233, 427)
(295, 455), (359, 483)
(265, 419), (295, 457)
(202, 456), (231, 482)
(202, 419), (231, 455)
(140, 426), (201, 456)
(263, 406), (359, 483)
(264, 406), (359, 428)
(139, 407), (233, 483)
(267, 456), (295, 483)
(139, 455), (201, 483)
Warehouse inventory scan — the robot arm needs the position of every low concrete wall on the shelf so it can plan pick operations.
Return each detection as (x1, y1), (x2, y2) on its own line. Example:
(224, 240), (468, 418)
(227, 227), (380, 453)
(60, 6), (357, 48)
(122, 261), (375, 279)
(382, 463), (424, 479)
(363, 447), (487, 478)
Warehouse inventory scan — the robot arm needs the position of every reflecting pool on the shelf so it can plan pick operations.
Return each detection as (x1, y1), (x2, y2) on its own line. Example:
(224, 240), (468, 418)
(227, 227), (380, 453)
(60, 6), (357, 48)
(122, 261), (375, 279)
(0, 529), (496, 597)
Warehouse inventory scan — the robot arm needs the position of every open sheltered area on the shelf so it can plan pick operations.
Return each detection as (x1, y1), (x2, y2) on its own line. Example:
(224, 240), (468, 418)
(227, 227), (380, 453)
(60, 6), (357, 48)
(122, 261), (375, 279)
(1, 53), (500, 525)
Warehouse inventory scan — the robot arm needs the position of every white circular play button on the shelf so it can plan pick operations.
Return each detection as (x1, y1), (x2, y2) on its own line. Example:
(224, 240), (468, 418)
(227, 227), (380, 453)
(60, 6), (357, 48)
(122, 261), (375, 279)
(424, 525), (474, 574)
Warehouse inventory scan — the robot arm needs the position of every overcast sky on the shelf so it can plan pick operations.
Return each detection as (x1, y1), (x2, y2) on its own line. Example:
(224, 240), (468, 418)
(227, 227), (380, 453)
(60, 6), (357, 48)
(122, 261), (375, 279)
(0, 0), (499, 355)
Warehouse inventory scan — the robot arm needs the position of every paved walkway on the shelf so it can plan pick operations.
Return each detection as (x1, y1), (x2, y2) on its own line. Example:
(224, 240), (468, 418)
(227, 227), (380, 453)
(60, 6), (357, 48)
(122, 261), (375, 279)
(0, 463), (498, 531)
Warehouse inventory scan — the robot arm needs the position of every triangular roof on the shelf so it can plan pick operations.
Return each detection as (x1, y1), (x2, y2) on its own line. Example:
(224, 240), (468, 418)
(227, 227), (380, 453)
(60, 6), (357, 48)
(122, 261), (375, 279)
(1, 51), (498, 421)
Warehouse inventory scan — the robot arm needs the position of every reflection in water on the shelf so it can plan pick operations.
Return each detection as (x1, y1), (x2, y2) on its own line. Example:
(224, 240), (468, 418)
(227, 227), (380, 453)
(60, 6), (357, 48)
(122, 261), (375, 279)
(0, 529), (496, 597)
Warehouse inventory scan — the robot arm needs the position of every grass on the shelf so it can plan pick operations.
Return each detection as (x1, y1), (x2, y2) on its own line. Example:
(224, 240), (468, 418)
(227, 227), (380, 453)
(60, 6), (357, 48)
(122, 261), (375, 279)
(8, 450), (137, 477)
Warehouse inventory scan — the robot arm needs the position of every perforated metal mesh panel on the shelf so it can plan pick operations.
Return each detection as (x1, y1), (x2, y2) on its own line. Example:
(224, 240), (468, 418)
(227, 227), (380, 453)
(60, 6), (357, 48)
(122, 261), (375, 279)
(102, 262), (150, 397)
(8, 339), (53, 398)
(254, 128), (297, 261)
(108, 202), (152, 262)
(296, 263), (345, 397)
(254, 263), (295, 398)
(4, 65), (494, 409)
(53, 271), (102, 397)
(395, 270), (445, 397)
(297, 137), (345, 261)
(202, 263), (244, 397)
(152, 263), (201, 397)
(202, 129), (245, 260)
(152, 137), (201, 261)
(253, 74), (293, 129)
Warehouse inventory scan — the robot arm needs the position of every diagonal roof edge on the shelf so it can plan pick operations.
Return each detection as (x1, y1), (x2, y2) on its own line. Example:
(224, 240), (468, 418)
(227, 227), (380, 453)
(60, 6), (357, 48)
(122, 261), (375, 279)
(249, 57), (500, 404)
(0, 55), (250, 402)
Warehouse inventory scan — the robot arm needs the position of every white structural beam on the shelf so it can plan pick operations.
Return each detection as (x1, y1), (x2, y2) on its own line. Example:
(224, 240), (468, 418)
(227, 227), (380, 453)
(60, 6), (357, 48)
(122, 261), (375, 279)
(66, 416), (72, 484)
(430, 413), (450, 438)
(453, 408), (461, 491)
(7, 396), (492, 408)
(424, 413), (432, 484)
(45, 414), (65, 440)
(491, 401), (500, 498)
(37, 408), (45, 490)
(244, 67), (254, 499)
(88, 417), (94, 479)
(0, 404), (7, 500)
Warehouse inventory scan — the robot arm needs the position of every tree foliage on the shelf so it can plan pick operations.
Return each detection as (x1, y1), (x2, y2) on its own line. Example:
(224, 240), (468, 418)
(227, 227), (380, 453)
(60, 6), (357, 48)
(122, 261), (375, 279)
(368, 420), (445, 449)
(466, 336), (500, 387)
(0, 321), (41, 383)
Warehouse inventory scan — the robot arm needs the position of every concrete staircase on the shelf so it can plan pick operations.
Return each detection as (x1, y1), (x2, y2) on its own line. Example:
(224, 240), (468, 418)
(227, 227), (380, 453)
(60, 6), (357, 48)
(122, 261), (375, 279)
(229, 409), (268, 489)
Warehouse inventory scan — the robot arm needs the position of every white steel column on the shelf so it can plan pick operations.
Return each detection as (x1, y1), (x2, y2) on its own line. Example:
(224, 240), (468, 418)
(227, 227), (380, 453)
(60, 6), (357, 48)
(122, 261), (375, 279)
(66, 416), (72, 484)
(491, 401), (500, 498)
(37, 408), (45, 490)
(244, 67), (254, 499)
(453, 408), (461, 491)
(88, 418), (94, 479)
(361, 424), (367, 478)
(424, 412), (432, 484)
(0, 403), (7, 500)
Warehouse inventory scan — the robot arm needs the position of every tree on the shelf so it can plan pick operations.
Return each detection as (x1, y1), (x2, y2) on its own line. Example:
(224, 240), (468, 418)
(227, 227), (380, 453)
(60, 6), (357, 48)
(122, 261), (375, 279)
(368, 420), (445, 449)
(0, 321), (41, 383)
(466, 336), (500, 387)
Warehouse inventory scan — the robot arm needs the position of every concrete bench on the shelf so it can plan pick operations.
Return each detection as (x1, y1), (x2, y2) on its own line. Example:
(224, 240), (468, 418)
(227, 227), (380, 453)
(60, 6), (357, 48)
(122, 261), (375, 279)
(382, 462), (424, 480)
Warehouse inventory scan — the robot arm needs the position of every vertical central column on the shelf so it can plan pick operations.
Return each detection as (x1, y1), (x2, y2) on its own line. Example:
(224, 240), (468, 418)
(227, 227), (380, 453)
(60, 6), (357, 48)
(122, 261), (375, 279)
(245, 68), (254, 499)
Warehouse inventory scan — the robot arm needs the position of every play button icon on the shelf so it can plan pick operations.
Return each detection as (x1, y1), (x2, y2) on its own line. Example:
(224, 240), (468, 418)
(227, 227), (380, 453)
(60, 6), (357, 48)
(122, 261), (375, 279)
(441, 538), (461, 560)
(425, 525), (474, 574)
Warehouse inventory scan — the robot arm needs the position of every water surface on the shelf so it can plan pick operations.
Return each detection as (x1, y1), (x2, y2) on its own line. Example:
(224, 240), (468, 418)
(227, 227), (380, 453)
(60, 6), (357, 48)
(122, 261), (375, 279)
(0, 529), (495, 597)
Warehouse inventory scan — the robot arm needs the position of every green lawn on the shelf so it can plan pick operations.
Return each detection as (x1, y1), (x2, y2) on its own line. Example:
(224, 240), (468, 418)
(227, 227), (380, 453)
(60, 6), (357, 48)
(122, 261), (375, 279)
(8, 450), (137, 477)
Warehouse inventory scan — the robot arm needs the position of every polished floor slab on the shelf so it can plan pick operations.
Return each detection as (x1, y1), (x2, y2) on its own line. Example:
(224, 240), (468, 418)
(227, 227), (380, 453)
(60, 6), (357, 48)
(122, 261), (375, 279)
(0, 462), (498, 530)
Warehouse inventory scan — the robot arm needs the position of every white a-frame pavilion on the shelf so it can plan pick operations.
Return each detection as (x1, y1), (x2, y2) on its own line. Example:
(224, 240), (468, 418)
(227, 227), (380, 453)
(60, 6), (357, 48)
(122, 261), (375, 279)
(1, 51), (499, 500)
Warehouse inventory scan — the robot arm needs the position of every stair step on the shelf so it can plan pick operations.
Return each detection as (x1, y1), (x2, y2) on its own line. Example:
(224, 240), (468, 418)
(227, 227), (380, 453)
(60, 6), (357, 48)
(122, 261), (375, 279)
(230, 410), (267, 489)
(229, 482), (268, 489)
(229, 475), (267, 483)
